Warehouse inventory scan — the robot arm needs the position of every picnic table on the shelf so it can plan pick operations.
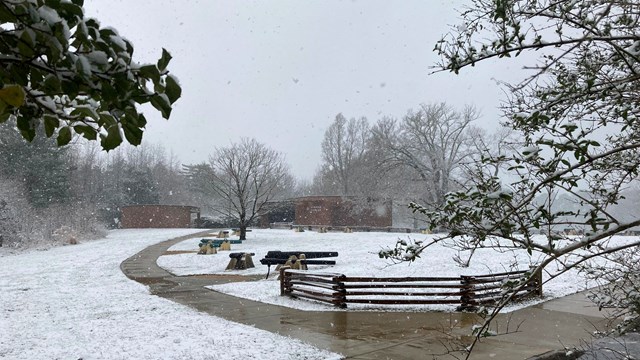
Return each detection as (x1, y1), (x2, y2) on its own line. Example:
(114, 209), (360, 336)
(198, 238), (241, 253)
(199, 239), (243, 247)
(259, 251), (338, 278)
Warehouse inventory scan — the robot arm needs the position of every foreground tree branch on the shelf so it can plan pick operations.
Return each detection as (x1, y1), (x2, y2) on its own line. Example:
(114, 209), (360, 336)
(0, 0), (181, 150)
(381, 1), (640, 358)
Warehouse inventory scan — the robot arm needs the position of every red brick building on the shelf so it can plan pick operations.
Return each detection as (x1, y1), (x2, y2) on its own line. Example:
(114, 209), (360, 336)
(120, 205), (200, 228)
(294, 196), (392, 227)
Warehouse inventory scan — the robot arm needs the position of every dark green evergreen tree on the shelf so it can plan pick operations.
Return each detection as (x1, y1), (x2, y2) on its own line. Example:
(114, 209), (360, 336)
(123, 167), (159, 205)
(0, 121), (70, 208)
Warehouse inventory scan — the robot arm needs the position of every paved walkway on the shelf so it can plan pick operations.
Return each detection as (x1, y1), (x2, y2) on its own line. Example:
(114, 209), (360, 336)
(121, 232), (615, 359)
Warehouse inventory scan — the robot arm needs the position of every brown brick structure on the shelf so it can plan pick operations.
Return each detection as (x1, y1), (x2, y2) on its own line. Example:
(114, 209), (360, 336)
(294, 196), (392, 227)
(120, 205), (200, 228)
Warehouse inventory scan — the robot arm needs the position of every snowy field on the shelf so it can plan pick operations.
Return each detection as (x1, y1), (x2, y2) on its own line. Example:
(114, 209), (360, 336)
(157, 229), (625, 312)
(0, 229), (341, 360)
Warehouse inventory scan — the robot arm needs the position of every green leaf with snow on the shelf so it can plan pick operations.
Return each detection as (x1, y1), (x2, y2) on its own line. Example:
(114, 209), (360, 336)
(100, 125), (122, 151)
(74, 125), (97, 141)
(158, 48), (172, 72)
(16, 116), (35, 141)
(139, 65), (161, 84)
(150, 94), (172, 119)
(122, 120), (144, 146)
(44, 115), (59, 137)
(165, 75), (181, 104)
(57, 126), (72, 146)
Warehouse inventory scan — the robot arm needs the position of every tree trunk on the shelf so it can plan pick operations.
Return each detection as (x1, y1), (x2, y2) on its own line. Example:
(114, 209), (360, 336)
(238, 213), (248, 240)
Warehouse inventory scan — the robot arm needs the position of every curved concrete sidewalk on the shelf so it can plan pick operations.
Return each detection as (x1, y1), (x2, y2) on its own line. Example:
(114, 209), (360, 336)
(121, 232), (614, 359)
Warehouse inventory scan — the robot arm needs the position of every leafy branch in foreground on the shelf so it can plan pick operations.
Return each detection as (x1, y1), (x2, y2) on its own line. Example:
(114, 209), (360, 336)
(382, 1), (640, 357)
(0, 0), (182, 150)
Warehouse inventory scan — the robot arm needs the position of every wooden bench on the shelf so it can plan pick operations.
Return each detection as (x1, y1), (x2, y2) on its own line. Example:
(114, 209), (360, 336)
(260, 251), (338, 278)
(225, 252), (256, 270)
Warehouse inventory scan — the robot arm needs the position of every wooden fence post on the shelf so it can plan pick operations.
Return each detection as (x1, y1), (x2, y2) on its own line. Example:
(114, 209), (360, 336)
(280, 266), (291, 296)
(458, 275), (477, 311)
(529, 266), (543, 296)
(334, 274), (347, 309)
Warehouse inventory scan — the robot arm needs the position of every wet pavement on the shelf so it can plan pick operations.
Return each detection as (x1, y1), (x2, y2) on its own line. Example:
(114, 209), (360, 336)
(120, 232), (616, 359)
(577, 332), (640, 359)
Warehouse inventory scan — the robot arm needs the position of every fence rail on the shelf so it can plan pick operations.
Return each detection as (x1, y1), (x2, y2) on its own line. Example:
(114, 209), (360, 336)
(280, 267), (542, 310)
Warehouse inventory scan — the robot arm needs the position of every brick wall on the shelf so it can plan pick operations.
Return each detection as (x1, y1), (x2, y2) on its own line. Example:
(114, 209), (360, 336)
(294, 197), (391, 227)
(120, 205), (199, 228)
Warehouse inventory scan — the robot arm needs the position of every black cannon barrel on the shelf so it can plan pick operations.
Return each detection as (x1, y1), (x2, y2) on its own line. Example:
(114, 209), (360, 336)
(300, 259), (336, 265)
(264, 251), (338, 259)
(260, 258), (336, 265)
(228, 252), (255, 259)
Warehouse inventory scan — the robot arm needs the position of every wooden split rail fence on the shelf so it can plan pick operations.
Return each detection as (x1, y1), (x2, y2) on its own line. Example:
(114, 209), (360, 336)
(279, 267), (542, 310)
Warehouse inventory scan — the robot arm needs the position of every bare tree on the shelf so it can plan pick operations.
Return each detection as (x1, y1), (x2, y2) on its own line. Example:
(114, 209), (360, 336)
(190, 138), (292, 240)
(461, 125), (516, 183)
(371, 103), (479, 208)
(319, 114), (370, 196)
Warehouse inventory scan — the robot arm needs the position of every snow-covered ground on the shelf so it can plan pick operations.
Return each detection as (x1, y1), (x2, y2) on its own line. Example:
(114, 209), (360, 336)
(0, 229), (341, 360)
(158, 229), (629, 312)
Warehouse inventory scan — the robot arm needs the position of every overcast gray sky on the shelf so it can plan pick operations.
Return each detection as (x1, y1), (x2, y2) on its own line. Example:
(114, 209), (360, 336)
(84, 1), (522, 180)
